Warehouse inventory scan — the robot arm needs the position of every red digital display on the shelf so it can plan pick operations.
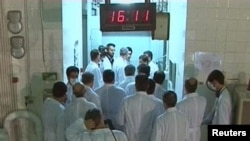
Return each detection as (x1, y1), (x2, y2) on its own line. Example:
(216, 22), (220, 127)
(100, 3), (156, 31)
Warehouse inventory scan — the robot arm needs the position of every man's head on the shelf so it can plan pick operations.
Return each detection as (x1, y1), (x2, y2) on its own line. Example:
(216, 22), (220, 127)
(103, 69), (115, 84)
(73, 83), (86, 98)
(98, 45), (107, 59)
(147, 79), (155, 95)
(81, 72), (94, 88)
(52, 81), (67, 103)
(126, 47), (133, 61)
(153, 71), (165, 85)
(139, 54), (149, 65)
(120, 47), (129, 60)
(137, 64), (150, 77)
(90, 49), (101, 62)
(106, 43), (115, 58)
(207, 69), (225, 91)
(184, 77), (198, 94)
(135, 74), (148, 92)
(84, 108), (104, 130)
(66, 66), (79, 85)
(163, 91), (177, 109)
(124, 64), (136, 76)
(143, 50), (153, 62)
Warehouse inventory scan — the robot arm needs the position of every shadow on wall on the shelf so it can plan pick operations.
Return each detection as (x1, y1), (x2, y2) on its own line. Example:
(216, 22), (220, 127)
(184, 63), (199, 79)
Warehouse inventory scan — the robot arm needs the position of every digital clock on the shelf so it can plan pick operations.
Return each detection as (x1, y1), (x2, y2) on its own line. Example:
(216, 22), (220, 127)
(100, 3), (156, 32)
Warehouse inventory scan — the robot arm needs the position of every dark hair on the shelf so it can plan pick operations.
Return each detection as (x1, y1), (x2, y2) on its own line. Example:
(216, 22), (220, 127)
(103, 69), (114, 83)
(185, 77), (198, 93)
(139, 54), (149, 63)
(106, 43), (115, 49)
(124, 65), (136, 76)
(153, 71), (165, 84)
(85, 108), (102, 129)
(127, 47), (133, 54)
(81, 72), (94, 84)
(207, 70), (225, 85)
(135, 74), (148, 91)
(143, 50), (153, 60)
(137, 64), (150, 77)
(66, 66), (79, 77)
(52, 81), (67, 98)
(147, 79), (155, 95)
(98, 45), (107, 58)
(90, 49), (100, 61)
(163, 91), (177, 107)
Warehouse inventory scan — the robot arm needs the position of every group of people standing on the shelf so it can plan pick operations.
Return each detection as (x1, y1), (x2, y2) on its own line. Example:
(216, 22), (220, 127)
(42, 43), (233, 141)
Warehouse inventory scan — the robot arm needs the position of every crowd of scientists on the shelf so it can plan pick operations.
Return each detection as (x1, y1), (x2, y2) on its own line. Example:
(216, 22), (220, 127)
(42, 43), (233, 141)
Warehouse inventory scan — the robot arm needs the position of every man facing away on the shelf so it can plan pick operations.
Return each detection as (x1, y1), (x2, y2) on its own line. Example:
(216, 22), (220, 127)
(66, 108), (128, 141)
(176, 77), (207, 141)
(65, 66), (79, 105)
(42, 81), (67, 141)
(151, 91), (189, 141)
(64, 83), (97, 129)
(85, 49), (104, 90)
(118, 64), (136, 89)
(117, 74), (159, 141)
(153, 71), (167, 100)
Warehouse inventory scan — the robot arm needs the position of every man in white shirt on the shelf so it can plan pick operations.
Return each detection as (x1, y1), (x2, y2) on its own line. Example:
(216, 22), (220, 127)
(65, 66), (79, 105)
(113, 47), (129, 85)
(64, 83), (96, 129)
(153, 71), (167, 100)
(85, 49), (104, 90)
(66, 108), (128, 141)
(126, 47), (133, 64)
(117, 74), (159, 141)
(42, 82), (67, 141)
(203, 69), (232, 125)
(118, 64), (135, 89)
(151, 91), (189, 141)
(139, 54), (149, 65)
(144, 50), (159, 78)
(102, 43), (116, 71)
(95, 69), (126, 129)
(176, 77), (207, 141)
(81, 72), (102, 110)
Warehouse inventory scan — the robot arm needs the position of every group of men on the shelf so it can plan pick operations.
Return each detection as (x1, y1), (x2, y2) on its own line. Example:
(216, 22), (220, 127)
(42, 43), (233, 141)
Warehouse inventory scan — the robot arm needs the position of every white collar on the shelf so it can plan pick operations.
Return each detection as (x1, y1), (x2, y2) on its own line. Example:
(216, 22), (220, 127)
(105, 84), (114, 87)
(166, 107), (177, 112)
(136, 91), (147, 95)
(92, 128), (111, 134)
(184, 92), (198, 98)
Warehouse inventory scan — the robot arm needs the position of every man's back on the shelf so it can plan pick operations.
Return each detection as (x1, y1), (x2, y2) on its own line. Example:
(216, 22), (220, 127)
(125, 82), (136, 96)
(154, 84), (166, 100)
(85, 61), (103, 90)
(151, 108), (189, 141)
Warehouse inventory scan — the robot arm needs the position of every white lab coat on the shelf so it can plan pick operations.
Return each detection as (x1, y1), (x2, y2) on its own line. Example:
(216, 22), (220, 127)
(125, 82), (136, 96)
(42, 98), (65, 141)
(66, 118), (128, 141)
(85, 85), (102, 110)
(148, 61), (159, 79)
(151, 107), (189, 141)
(112, 57), (129, 85)
(148, 95), (165, 115)
(85, 61), (104, 90)
(65, 83), (76, 105)
(95, 84), (126, 128)
(176, 93), (207, 141)
(118, 76), (134, 90)
(212, 88), (232, 124)
(154, 83), (167, 100)
(117, 91), (159, 141)
(102, 56), (113, 71)
(64, 97), (96, 128)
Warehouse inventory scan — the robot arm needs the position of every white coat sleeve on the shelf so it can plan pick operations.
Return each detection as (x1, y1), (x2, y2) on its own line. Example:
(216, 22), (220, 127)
(56, 113), (65, 141)
(116, 131), (128, 141)
(66, 118), (88, 141)
(93, 67), (104, 89)
(185, 119), (190, 141)
(116, 99), (126, 126)
(217, 98), (231, 124)
(150, 119), (162, 141)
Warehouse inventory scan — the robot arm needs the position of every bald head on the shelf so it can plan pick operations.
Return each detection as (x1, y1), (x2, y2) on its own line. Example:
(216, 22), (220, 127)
(163, 91), (177, 108)
(185, 77), (198, 93)
(73, 83), (86, 97)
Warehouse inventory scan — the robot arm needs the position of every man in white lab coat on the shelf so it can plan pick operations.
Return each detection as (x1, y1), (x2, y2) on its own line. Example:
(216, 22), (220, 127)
(64, 83), (97, 129)
(151, 91), (189, 141)
(95, 69), (126, 129)
(65, 66), (79, 105)
(81, 72), (102, 110)
(176, 77), (207, 141)
(85, 49), (104, 90)
(203, 69), (232, 125)
(144, 50), (159, 78)
(153, 71), (167, 100)
(147, 79), (165, 115)
(126, 47), (133, 64)
(102, 43), (116, 71)
(42, 81), (67, 141)
(139, 54), (149, 65)
(66, 108), (128, 141)
(113, 47), (129, 85)
(117, 74), (159, 141)
(125, 64), (150, 96)
(118, 64), (135, 89)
